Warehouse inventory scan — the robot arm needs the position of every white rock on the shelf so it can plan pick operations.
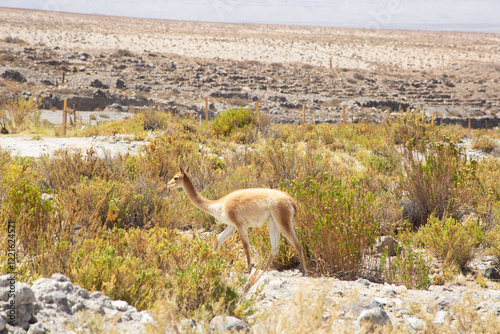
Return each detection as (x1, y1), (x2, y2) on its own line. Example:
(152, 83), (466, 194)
(112, 300), (130, 311)
(269, 279), (284, 289)
(27, 322), (46, 334)
(372, 297), (395, 308)
(50, 274), (71, 283)
(433, 310), (451, 324)
(15, 283), (36, 305)
(140, 311), (154, 324)
(405, 316), (426, 331)
(210, 315), (250, 333)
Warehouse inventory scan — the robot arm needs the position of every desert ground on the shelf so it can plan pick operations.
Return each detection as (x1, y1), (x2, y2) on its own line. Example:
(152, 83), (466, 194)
(0, 7), (499, 126)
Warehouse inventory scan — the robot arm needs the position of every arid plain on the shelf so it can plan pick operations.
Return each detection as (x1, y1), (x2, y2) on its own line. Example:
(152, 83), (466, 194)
(0, 7), (499, 125)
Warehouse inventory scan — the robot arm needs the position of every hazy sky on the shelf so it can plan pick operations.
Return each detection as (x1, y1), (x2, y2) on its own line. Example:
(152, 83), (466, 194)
(3, 0), (500, 33)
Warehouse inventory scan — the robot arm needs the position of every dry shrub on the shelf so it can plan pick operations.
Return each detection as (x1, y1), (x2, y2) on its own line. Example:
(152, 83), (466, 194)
(3, 36), (25, 44)
(390, 114), (433, 146)
(142, 108), (170, 131)
(487, 226), (500, 269)
(322, 98), (342, 108)
(33, 135), (199, 232)
(472, 136), (496, 153)
(0, 96), (41, 133)
(396, 115), (480, 229)
(257, 139), (329, 188)
(115, 48), (134, 57)
(353, 72), (365, 81)
(452, 294), (500, 334)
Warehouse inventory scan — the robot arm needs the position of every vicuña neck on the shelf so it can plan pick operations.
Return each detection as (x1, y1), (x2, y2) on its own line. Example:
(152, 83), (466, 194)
(182, 174), (215, 215)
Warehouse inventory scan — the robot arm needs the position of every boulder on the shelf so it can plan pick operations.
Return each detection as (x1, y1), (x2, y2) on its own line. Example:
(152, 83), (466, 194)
(433, 310), (451, 325)
(374, 236), (400, 257)
(116, 78), (126, 89)
(90, 79), (109, 89)
(484, 268), (500, 281)
(209, 315), (250, 333)
(405, 316), (425, 331)
(1, 70), (27, 83)
(355, 307), (391, 333)
(0, 273), (151, 333)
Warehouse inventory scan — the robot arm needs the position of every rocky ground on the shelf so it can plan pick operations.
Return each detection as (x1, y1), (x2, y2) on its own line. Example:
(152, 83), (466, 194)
(2, 267), (500, 334)
(0, 274), (153, 334)
(0, 8), (499, 127)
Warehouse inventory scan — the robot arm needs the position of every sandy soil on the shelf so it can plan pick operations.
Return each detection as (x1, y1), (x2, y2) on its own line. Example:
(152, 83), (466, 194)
(1, 7), (499, 72)
(0, 134), (148, 158)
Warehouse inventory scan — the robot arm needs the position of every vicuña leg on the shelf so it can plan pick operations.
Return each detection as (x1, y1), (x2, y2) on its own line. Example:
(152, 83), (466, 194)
(215, 225), (237, 250)
(265, 217), (281, 271)
(271, 205), (307, 275)
(236, 225), (252, 273)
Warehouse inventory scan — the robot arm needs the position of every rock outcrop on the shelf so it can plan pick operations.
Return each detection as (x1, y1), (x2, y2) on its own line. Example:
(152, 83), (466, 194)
(0, 274), (152, 334)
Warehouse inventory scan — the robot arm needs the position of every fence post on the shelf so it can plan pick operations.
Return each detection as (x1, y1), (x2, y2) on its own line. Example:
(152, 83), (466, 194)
(205, 96), (208, 121)
(302, 104), (306, 125)
(342, 105), (346, 123)
(62, 98), (67, 136)
(256, 101), (260, 125)
(62, 71), (65, 84)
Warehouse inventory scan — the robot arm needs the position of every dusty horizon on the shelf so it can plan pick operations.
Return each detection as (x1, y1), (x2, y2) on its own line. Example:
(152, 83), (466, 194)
(3, 0), (500, 33)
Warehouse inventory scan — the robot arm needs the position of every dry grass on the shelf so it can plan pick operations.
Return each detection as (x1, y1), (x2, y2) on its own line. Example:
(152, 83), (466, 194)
(1, 104), (500, 326)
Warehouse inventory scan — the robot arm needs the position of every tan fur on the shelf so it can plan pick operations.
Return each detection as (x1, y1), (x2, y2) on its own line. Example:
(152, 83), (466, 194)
(167, 166), (307, 275)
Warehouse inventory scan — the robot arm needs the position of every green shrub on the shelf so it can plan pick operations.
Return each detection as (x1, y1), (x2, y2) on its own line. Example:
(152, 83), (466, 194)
(67, 228), (242, 314)
(282, 176), (379, 278)
(379, 232), (431, 289)
(486, 226), (500, 268)
(212, 107), (256, 137)
(363, 154), (390, 173)
(417, 215), (484, 271)
(0, 161), (61, 257)
(72, 242), (162, 310)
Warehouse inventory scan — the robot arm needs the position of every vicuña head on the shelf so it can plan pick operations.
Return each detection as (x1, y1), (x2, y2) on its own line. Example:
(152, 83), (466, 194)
(167, 166), (307, 275)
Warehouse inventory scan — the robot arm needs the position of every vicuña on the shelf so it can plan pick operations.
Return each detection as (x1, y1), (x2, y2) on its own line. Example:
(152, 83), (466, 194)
(167, 166), (307, 275)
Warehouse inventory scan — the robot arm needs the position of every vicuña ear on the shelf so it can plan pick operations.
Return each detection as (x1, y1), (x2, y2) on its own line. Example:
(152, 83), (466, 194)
(185, 166), (190, 173)
(180, 166), (185, 176)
